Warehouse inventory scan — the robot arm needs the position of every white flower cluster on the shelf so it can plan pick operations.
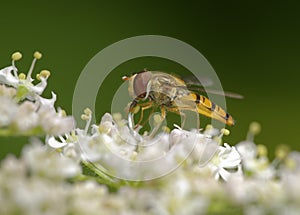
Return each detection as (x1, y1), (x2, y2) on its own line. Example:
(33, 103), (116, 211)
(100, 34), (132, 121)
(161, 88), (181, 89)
(1, 52), (300, 215)
(44, 110), (300, 214)
(49, 110), (242, 181)
(1, 113), (300, 214)
(0, 52), (75, 136)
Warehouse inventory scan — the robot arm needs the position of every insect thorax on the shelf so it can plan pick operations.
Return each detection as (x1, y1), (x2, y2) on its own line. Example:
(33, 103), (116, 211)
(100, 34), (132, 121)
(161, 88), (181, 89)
(149, 91), (174, 106)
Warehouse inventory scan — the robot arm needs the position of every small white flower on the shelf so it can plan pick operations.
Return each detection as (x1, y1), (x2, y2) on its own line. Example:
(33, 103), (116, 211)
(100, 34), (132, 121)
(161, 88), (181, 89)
(0, 96), (18, 127)
(208, 143), (242, 181)
(0, 52), (50, 99)
(0, 155), (26, 178)
(69, 181), (108, 215)
(236, 140), (257, 160)
(23, 140), (81, 179)
(47, 136), (69, 148)
(0, 84), (16, 97)
(39, 106), (75, 135)
(35, 91), (57, 109)
(0, 52), (74, 136)
(14, 101), (39, 132)
(282, 151), (300, 172)
(237, 141), (275, 179)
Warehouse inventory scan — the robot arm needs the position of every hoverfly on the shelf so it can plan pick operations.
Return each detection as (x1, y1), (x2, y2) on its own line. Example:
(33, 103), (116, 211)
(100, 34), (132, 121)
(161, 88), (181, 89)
(122, 69), (242, 130)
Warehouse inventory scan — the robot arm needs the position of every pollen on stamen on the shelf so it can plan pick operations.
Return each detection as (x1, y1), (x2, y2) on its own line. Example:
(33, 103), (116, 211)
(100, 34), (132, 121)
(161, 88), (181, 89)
(84, 108), (92, 116)
(275, 144), (290, 160)
(130, 151), (138, 160)
(285, 158), (296, 170)
(18, 73), (26, 80)
(221, 128), (230, 136)
(81, 114), (90, 121)
(98, 124), (110, 134)
(11, 52), (22, 61)
(249, 122), (261, 135)
(60, 109), (67, 117)
(33, 51), (42, 60)
(162, 126), (170, 133)
(37, 70), (51, 80)
(257, 144), (268, 157)
(26, 51), (43, 81)
(112, 113), (122, 121)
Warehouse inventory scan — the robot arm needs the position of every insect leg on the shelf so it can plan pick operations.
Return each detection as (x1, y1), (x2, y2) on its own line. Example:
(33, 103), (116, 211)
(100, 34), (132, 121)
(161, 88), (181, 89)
(139, 106), (156, 128)
(180, 111), (186, 128)
(181, 109), (200, 129)
(196, 112), (200, 129)
(134, 101), (154, 129)
(149, 106), (166, 138)
(163, 107), (186, 128)
(165, 106), (200, 129)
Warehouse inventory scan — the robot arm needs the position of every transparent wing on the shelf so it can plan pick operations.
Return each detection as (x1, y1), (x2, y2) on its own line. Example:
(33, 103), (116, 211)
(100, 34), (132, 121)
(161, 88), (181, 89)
(151, 72), (244, 99)
(182, 75), (214, 87)
(183, 75), (244, 99)
(187, 86), (244, 99)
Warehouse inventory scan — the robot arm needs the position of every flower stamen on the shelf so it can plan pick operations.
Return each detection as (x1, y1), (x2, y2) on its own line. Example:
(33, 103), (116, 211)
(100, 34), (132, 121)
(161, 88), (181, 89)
(246, 121), (261, 141)
(11, 51), (22, 78)
(26, 51), (42, 82)
(81, 108), (92, 134)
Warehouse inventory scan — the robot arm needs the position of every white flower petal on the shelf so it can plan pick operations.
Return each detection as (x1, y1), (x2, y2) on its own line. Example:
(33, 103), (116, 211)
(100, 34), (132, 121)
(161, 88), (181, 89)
(29, 77), (47, 95)
(35, 91), (57, 109)
(47, 136), (68, 148)
(236, 141), (257, 159)
(0, 66), (19, 87)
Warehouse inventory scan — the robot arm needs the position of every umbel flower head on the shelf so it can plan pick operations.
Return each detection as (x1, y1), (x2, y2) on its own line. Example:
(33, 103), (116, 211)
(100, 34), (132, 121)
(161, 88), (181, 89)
(48, 108), (242, 181)
(0, 51), (75, 136)
(2, 51), (300, 214)
(8, 108), (300, 215)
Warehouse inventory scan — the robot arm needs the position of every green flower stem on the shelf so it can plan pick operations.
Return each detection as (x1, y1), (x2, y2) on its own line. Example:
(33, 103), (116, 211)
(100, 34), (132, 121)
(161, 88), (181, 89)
(81, 160), (120, 187)
(74, 174), (120, 190)
(81, 160), (143, 190)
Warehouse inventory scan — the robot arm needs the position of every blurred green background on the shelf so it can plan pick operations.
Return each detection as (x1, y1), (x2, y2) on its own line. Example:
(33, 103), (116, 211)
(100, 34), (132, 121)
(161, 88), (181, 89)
(1, 1), (300, 158)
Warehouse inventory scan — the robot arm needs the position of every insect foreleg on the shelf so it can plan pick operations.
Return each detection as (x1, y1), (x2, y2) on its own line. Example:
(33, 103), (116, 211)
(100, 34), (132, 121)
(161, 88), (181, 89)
(134, 101), (154, 129)
(180, 111), (186, 128)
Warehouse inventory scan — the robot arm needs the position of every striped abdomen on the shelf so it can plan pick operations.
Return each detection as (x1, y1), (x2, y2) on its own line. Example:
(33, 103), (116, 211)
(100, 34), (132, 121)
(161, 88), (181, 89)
(180, 93), (235, 126)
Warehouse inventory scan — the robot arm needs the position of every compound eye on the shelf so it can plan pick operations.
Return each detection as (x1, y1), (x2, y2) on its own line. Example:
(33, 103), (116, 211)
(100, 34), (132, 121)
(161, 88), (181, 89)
(133, 71), (152, 98)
